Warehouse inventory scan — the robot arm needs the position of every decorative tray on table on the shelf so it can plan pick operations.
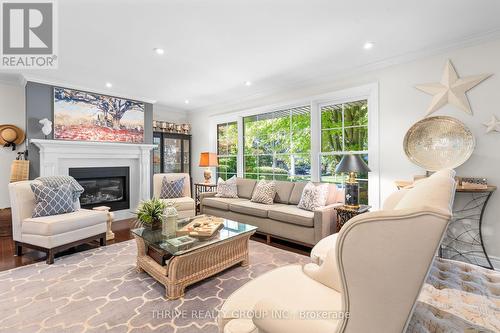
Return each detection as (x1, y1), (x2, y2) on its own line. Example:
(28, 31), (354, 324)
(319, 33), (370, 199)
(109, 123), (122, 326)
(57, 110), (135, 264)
(176, 215), (224, 239)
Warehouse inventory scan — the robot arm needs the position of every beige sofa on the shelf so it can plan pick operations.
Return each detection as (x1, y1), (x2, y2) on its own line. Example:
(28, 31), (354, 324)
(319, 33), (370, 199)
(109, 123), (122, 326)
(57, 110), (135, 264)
(200, 178), (344, 246)
(9, 180), (108, 264)
(153, 173), (195, 219)
(219, 169), (457, 333)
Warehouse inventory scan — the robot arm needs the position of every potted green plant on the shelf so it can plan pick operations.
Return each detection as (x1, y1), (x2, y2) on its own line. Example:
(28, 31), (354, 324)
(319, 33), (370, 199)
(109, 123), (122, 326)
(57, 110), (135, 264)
(135, 197), (166, 230)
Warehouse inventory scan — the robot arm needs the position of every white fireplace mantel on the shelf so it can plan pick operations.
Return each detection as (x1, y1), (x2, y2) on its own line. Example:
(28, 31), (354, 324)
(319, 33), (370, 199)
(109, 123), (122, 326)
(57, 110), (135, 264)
(30, 139), (156, 209)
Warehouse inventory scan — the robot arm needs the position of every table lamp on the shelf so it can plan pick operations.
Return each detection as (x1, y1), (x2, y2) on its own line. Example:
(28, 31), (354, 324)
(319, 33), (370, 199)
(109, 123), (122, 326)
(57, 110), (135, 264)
(199, 152), (218, 184)
(335, 154), (371, 208)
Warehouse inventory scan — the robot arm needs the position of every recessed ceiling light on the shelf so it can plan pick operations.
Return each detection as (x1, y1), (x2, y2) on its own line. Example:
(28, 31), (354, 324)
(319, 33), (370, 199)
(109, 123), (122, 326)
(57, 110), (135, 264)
(245, 81), (252, 86)
(105, 82), (112, 88)
(184, 99), (190, 104)
(154, 48), (165, 55)
(363, 41), (375, 50)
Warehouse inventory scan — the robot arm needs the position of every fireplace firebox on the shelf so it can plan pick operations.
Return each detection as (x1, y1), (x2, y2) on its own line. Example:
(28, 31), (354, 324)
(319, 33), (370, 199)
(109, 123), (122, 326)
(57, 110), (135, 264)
(69, 167), (130, 211)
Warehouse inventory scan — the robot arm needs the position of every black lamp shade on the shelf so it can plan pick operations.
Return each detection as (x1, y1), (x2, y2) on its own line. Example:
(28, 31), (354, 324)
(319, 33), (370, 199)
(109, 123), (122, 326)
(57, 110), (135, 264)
(335, 154), (371, 174)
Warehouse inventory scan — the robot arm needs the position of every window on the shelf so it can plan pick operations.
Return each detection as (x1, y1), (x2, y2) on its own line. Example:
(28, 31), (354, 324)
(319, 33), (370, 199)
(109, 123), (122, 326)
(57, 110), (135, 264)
(216, 122), (238, 180)
(243, 106), (311, 181)
(320, 100), (369, 204)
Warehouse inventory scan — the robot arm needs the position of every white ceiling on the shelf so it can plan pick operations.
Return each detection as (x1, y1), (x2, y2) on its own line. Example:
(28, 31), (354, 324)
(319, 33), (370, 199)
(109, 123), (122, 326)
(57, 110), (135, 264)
(2, 0), (500, 112)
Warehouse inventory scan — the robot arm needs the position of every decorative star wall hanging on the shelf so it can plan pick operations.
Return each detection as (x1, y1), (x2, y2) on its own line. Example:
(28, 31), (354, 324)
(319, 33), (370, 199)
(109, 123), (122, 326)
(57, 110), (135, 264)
(483, 115), (500, 133)
(415, 60), (491, 116)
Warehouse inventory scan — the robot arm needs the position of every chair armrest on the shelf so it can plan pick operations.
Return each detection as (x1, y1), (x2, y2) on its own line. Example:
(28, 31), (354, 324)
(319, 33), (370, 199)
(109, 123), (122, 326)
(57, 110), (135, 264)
(199, 192), (217, 213)
(313, 203), (342, 243)
(200, 192), (216, 200)
(303, 245), (342, 292)
(252, 299), (338, 333)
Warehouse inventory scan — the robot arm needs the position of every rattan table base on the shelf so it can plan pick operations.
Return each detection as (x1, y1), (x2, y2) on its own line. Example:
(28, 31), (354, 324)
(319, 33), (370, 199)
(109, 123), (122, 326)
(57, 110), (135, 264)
(134, 232), (255, 300)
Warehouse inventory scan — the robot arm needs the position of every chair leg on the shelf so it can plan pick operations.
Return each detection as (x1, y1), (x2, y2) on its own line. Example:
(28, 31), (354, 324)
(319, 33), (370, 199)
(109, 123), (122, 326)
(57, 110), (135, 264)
(14, 242), (22, 256)
(100, 236), (106, 246)
(46, 249), (54, 265)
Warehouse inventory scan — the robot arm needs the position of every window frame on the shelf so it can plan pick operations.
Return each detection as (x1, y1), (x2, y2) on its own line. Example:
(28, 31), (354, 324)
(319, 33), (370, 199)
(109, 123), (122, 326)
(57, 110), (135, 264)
(242, 106), (312, 181)
(216, 121), (238, 181)
(209, 83), (380, 208)
(319, 99), (369, 204)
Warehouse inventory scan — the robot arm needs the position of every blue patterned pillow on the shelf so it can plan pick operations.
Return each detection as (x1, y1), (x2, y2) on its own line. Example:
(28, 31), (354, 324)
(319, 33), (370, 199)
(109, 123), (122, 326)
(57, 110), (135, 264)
(160, 177), (185, 199)
(31, 183), (76, 218)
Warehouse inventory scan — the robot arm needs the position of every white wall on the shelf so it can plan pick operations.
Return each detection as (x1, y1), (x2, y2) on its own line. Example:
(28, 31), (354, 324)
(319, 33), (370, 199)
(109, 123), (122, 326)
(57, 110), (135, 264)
(153, 104), (189, 123)
(0, 82), (25, 208)
(189, 38), (500, 262)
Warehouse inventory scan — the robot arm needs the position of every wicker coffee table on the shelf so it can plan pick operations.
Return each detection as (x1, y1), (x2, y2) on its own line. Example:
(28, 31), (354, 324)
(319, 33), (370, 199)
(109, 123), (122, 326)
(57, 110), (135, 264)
(131, 216), (257, 300)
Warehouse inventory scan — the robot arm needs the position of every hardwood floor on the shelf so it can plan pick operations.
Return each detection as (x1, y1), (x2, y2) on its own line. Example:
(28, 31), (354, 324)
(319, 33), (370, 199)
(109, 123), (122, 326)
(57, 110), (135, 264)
(0, 219), (136, 271)
(0, 218), (311, 272)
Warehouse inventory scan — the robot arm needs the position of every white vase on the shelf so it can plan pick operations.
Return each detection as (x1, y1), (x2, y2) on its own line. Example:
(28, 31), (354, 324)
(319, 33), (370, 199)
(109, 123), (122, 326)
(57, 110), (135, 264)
(162, 202), (178, 236)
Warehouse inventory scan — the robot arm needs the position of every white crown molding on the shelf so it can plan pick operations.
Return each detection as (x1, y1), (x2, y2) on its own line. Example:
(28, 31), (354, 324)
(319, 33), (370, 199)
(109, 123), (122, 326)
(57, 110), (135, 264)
(187, 29), (500, 116)
(21, 74), (157, 104)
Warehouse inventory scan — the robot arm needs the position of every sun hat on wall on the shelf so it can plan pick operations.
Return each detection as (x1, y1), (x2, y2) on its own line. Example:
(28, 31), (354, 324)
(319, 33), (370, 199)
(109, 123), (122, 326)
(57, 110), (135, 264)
(0, 124), (26, 150)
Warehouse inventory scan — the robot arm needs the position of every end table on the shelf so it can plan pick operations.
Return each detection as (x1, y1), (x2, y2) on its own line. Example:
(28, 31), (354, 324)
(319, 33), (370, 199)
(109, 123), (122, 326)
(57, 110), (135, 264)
(335, 205), (371, 232)
(194, 183), (217, 214)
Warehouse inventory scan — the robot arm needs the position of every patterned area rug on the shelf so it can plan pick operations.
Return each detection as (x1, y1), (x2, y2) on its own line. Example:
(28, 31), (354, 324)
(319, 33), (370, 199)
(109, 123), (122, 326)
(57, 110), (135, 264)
(0, 240), (310, 333)
(2, 240), (496, 333)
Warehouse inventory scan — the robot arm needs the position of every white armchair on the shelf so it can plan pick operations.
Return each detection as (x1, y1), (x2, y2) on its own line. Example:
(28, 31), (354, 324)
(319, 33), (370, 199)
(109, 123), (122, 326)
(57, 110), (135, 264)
(8, 180), (108, 264)
(219, 169), (457, 333)
(153, 173), (195, 219)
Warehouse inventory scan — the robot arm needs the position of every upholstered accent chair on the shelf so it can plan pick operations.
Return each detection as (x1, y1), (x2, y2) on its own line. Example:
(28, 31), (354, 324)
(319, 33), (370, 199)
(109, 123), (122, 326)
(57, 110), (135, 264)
(153, 173), (195, 219)
(219, 169), (457, 333)
(9, 180), (108, 264)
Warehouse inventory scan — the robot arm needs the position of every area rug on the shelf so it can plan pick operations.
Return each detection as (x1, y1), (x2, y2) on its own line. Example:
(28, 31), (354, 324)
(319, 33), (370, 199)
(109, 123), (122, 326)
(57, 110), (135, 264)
(1, 240), (497, 333)
(0, 240), (310, 333)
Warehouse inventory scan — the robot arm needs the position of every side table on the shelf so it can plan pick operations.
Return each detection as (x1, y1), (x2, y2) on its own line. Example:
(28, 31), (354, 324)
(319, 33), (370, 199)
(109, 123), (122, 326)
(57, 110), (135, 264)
(194, 183), (217, 214)
(335, 205), (371, 232)
(440, 186), (497, 269)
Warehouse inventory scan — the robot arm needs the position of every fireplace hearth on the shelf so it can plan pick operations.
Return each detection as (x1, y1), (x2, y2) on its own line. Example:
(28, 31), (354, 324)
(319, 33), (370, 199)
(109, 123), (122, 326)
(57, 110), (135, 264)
(69, 167), (130, 211)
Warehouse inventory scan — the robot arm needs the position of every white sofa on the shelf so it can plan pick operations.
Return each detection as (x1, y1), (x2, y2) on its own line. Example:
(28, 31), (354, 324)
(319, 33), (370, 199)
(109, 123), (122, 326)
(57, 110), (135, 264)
(219, 169), (457, 333)
(153, 173), (195, 219)
(9, 180), (108, 264)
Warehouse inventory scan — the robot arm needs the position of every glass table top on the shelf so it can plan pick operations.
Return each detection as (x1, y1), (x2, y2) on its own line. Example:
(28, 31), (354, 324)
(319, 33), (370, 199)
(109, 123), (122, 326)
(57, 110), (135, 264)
(131, 216), (257, 257)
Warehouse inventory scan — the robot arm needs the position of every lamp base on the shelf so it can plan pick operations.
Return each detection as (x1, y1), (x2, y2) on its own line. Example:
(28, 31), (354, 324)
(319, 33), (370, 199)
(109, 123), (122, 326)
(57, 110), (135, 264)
(203, 168), (212, 184)
(344, 181), (360, 208)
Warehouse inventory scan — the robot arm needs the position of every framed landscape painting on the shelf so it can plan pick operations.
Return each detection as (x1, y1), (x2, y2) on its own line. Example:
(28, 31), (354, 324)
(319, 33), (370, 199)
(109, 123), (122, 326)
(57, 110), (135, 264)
(53, 87), (145, 143)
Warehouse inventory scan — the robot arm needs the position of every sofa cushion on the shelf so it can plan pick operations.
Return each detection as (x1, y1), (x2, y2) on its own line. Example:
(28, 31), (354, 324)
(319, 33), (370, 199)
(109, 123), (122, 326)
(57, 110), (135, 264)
(22, 209), (106, 236)
(159, 196), (195, 211)
(229, 200), (270, 218)
(251, 180), (276, 205)
(219, 265), (342, 331)
(268, 205), (314, 227)
(274, 181), (295, 204)
(215, 176), (238, 198)
(203, 197), (246, 211)
(236, 178), (257, 199)
(160, 176), (184, 199)
(289, 182), (307, 205)
(31, 183), (75, 218)
(297, 182), (329, 211)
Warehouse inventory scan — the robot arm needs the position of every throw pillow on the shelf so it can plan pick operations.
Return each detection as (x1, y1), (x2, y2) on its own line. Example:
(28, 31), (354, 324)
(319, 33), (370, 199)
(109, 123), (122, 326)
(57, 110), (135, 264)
(31, 183), (75, 218)
(250, 180), (276, 205)
(160, 177), (185, 199)
(297, 182), (329, 211)
(215, 176), (238, 198)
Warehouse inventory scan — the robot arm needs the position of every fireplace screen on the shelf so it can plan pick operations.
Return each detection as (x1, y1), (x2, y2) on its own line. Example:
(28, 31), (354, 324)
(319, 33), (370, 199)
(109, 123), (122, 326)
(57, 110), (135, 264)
(69, 167), (130, 211)
(79, 177), (125, 206)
